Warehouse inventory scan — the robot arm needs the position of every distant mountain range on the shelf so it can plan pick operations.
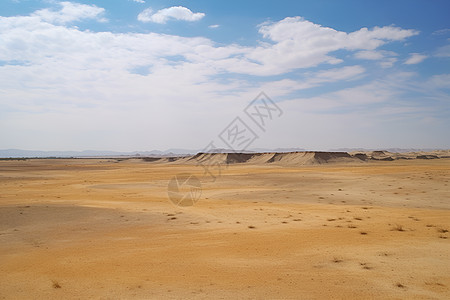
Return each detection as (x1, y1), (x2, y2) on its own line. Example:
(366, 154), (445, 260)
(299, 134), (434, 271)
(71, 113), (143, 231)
(0, 148), (446, 158)
(0, 149), (196, 158)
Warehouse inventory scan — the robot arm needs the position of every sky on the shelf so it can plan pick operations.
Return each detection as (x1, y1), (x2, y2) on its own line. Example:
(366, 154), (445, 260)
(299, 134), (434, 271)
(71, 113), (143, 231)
(0, 0), (449, 151)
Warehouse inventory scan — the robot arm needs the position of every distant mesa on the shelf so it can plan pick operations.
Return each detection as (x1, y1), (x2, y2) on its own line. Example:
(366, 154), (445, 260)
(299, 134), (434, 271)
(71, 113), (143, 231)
(139, 150), (450, 166)
(1, 149), (449, 165)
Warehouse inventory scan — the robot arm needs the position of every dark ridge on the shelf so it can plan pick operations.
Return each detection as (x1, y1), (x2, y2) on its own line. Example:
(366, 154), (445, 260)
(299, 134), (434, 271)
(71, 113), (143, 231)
(416, 155), (439, 159)
(142, 157), (161, 162)
(372, 157), (395, 161)
(314, 152), (351, 159)
(225, 153), (255, 164)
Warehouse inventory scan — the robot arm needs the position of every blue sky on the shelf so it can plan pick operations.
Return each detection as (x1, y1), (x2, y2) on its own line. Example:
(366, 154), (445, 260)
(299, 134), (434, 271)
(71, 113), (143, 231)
(0, 0), (449, 151)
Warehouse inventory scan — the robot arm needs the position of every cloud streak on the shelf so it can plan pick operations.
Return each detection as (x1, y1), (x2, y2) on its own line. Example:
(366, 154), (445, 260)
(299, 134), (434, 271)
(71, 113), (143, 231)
(404, 53), (427, 64)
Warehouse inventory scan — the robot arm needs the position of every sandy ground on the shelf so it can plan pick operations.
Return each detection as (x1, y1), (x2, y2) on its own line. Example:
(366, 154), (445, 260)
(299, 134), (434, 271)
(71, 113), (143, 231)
(0, 158), (449, 299)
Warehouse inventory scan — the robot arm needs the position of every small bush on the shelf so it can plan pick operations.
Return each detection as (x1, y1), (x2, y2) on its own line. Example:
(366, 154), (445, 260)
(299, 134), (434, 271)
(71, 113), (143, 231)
(332, 257), (343, 263)
(392, 224), (405, 232)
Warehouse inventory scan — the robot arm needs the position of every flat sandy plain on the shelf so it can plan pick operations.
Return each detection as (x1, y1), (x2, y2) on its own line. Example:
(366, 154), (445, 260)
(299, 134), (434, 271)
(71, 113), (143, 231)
(1, 157), (449, 299)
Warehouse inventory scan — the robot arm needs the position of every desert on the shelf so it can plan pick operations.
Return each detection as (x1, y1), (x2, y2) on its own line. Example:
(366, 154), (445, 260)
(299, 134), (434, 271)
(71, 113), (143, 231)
(2, 1), (450, 299)
(1, 151), (449, 299)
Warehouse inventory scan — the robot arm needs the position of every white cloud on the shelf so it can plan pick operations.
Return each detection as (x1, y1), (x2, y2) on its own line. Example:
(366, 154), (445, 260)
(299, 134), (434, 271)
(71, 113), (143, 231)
(380, 57), (397, 68)
(258, 17), (418, 48)
(0, 13), (422, 90)
(137, 8), (153, 22)
(138, 6), (205, 24)
(268, 70), (450, 150)
(222, 17), (418, 75)
(1, 8), (443, 150)
(132, 0), (145, 3)
(32, 1), (105, 24)
(404, 53), (427, 64)
(283, 72), (430, 117)
(0, 12), (417, 78)
(255, 65), (366, 97)
(427, 74), (450, 88)
(312, 65), (365, 83)
(209, 24), (220, 29)
(432, 28), (450, 35)
(435, 44), (450, 57)
(354, 50), (398, 68)
(354, 50), (385, 60)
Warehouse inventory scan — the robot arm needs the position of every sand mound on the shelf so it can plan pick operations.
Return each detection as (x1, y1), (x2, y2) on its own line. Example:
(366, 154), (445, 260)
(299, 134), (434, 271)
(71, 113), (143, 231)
(368, 150), (394, 160)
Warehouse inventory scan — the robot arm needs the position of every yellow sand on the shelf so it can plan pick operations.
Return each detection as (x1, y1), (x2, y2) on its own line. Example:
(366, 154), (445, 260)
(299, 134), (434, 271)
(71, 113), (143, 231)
(0, 158), (449, 299)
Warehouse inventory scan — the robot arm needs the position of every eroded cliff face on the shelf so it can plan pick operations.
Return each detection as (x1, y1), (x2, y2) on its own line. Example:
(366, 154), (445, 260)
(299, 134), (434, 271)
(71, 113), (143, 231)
(142, 150), (450, 166)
